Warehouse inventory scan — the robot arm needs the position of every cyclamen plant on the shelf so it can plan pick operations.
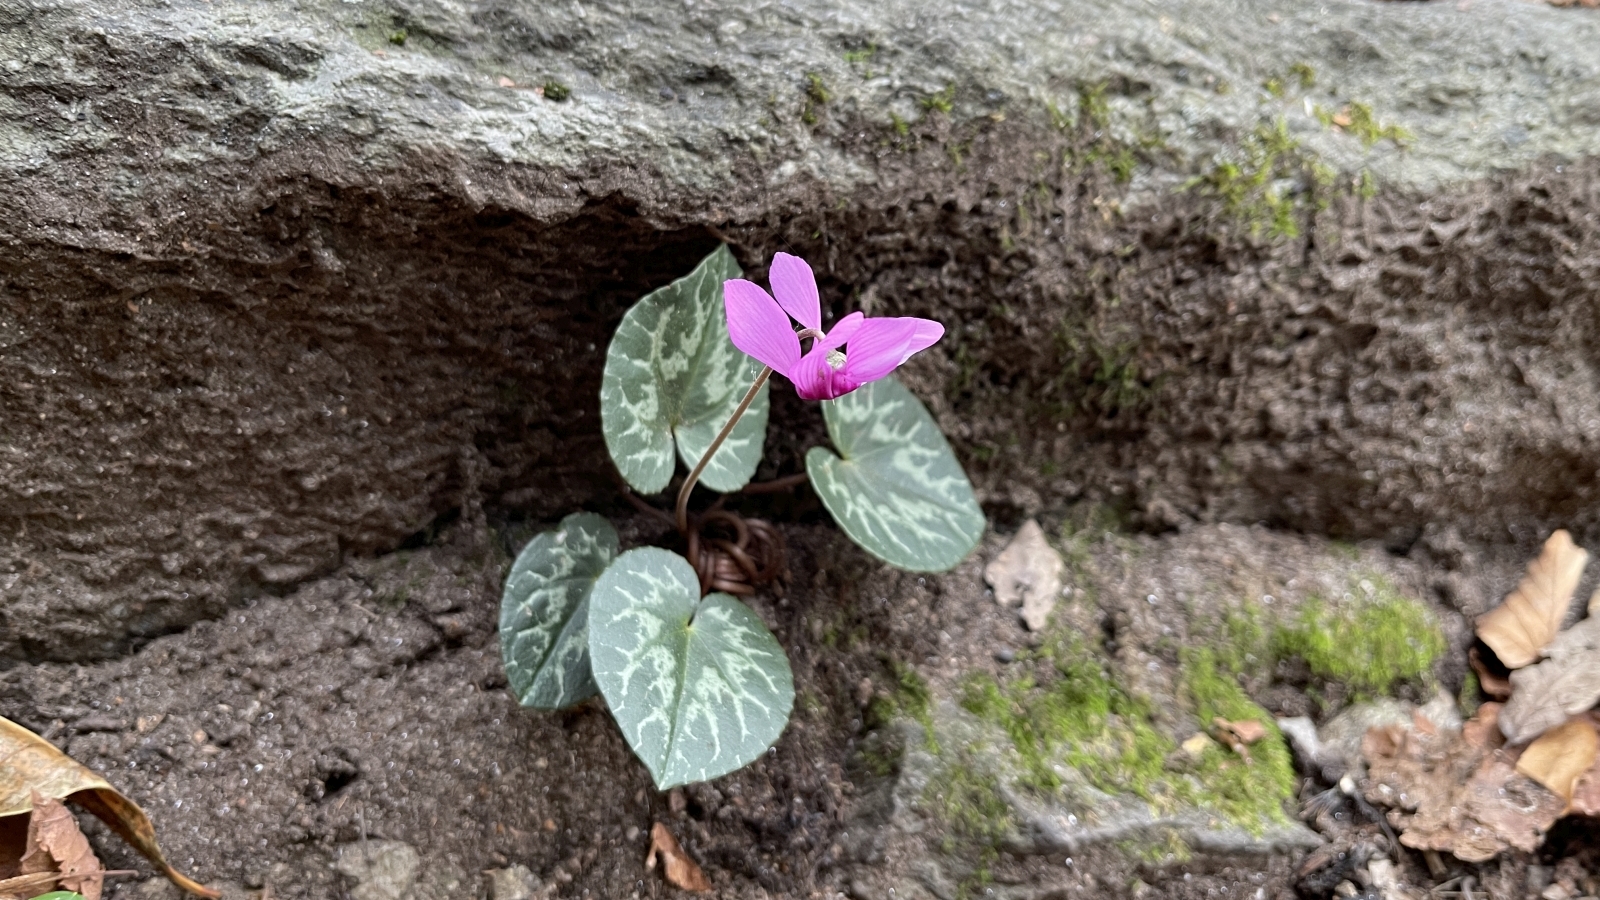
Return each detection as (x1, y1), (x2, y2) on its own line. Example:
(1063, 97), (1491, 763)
(499, 246), (984, 789)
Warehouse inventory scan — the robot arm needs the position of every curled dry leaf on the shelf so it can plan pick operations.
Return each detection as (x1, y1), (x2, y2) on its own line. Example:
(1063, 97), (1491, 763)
(1515, 718), (1599, 808)
(1476, 530), (1587, 670)
(20, 793), (102, 900)
(1210, 718), (1267, 763)
(645, 823), (711, 893)
(1468, 646), (1512, 701)
(1363, 718), (1564, 862)
(0, 717), (216, 898)
(1499, 616), (1600, 744)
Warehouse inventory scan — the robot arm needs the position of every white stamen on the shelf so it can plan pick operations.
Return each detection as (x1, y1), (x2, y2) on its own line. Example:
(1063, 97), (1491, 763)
(826, 349), (847, 370)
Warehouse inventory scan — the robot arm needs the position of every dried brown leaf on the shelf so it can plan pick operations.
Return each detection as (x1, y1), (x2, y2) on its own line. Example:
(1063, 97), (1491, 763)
(983, 520), (1065, 631)
(1476, 530), (1588, 669)
(1468, 646), (1512, 700)
(0, 716), (217, 898)
(1364, 720), (1564, 862)
(646, 823), (711, 893)
(23, 793), (102, 900)
(1499, 617), (1600, 744)
(1516, 718), (1599, 808)
(1570, 747), (1600, 817)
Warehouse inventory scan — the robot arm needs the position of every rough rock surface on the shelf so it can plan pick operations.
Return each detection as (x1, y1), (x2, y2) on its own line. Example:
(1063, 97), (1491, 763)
(3, 0), (1599, 662)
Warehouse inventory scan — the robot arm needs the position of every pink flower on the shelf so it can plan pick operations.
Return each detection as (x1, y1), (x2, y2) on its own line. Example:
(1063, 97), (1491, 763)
(723, 252), (944, 401)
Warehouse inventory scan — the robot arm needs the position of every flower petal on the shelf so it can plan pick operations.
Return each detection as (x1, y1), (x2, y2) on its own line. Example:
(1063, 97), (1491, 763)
(724, 278), (800, 374)
(790, 313), (864, 401)
(769, 252), (822, 331)
(837, 316), (945, 383)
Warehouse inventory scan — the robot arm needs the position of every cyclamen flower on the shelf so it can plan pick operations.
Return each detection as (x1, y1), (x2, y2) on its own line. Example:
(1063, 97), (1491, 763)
(723, 252), (944, 401)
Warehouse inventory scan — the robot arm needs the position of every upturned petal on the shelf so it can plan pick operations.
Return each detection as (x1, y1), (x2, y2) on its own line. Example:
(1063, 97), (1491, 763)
(769, 252), (822, 331)
(790, 313), (864, 401)
(836, 316), (945, 383)
(723, 278), (800, 374)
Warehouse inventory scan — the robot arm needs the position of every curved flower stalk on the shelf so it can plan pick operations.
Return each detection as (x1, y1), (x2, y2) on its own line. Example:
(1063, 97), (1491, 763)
(723, 252), (944, 401)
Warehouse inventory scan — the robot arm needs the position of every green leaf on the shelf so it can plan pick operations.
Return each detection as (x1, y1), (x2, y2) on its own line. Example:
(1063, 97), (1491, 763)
(600, 245), (770, 495)
(806, 377), (985, 572)
(500, 512), (617, 709)
(588, 548), (794, 789)
(31, 894), (87, 900)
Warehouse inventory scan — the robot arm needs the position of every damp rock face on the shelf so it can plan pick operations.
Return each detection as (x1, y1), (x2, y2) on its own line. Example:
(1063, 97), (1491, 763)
(3, 0), (1600, 660)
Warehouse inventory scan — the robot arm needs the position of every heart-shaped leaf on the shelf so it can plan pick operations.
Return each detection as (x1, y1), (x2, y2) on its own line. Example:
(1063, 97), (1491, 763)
(500, 513), (617, 709)
(806, 377), (984, 572)
(601, 245), (770, 495)
(588, 548), (793, 789)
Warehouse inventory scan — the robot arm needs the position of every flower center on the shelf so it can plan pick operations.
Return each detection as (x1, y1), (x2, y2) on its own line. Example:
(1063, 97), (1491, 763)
(826, 349), (847, 371)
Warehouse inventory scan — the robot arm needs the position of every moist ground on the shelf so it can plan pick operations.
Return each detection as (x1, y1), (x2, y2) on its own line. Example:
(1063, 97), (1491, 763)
(0, 502), (1563, 900)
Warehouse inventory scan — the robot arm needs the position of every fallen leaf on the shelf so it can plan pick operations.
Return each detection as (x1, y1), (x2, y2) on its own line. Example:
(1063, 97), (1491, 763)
(1516, 718), (1599, 808)
(1468, 646), (1512, 700)
(983, 520), (1065, 632)
(21, 794), (101, 900)
(497, 75), (516, 87)
(1499, 617), (1600, 744)
(646, 823), (711, 893)
(0, 871), (78, 898)
(1570, 742), (1600, 816)
(0, 717), (216, 898)
(1476, 530), (1588, 669)
(1364, 721), (1564, 862)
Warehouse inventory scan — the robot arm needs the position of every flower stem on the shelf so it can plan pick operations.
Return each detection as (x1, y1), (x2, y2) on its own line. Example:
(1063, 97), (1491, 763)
(676, 366), (772, 534)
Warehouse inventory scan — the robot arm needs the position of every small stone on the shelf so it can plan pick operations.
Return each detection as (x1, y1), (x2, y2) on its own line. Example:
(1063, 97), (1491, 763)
(668, 788), (687, 814)
(542, 818), (557, 832)
(625, 825), (640, 841)
(994, 646), (1016, 663)
(485, 864), (540, 900)
(335, 841), (420, 900)
(983, 519), (1066, 631)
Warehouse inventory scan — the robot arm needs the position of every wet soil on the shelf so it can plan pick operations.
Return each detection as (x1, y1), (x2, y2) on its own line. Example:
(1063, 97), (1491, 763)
(0, 499), (1577, 900)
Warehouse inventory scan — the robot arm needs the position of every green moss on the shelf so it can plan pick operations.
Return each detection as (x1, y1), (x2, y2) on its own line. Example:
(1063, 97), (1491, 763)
(920, 84), (956, 114)
(843, 44), (878, 65)
(961, 635), (1174, 799)
(869, 662), (938, 752)
(542, 80), (571, 102)
(1273, 577), (1444, 697)
(1181, 649), (1294, 829)
(960, 635), (1294, 832)
(1289, 63), (1317, 89)
(890, 112), (910, 137)
(1458, 669), (1481, 719)
(1313, 101), (1409, 148)
(802, 73), (831, 125)
(389, 29), (408, 46)
(1186, 118), (1333, 239)
(925, 756), (1009, 899)
(1213, 605), (1272, 677)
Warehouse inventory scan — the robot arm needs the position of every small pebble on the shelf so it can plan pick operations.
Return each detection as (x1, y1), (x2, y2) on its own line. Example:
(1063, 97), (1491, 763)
(625, 825), (640, 841)
(994, 646), (1016, 663)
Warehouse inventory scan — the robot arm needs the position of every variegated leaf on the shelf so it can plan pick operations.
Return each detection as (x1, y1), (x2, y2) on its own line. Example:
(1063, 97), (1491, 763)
(806, 377), (985, 572)
(600, 245), (770, 495)
(499, 513), (617, 709)
(588, 548), (794, 789)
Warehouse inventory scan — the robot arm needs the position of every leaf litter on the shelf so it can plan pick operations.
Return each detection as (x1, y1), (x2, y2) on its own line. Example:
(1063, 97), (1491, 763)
(1361, 531), (1600, 862)
(645, 822), (711, 892)
(0, 716), (216, 898)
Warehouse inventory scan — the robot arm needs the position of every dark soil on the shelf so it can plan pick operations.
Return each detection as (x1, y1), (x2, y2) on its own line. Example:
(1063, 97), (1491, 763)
(1, 495), (1583, 900)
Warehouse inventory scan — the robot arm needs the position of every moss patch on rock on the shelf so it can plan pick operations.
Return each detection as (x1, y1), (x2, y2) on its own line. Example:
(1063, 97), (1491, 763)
(1274, 575), (1445, 698)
